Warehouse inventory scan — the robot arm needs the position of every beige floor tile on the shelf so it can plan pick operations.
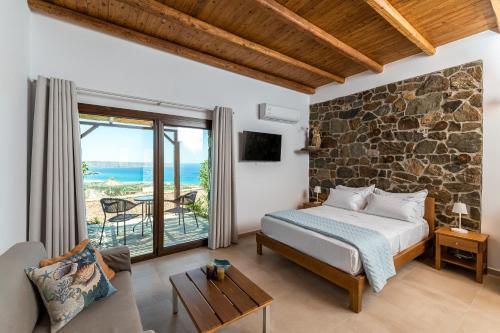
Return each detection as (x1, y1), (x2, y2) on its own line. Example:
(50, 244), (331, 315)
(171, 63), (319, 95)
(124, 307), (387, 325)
(401, 263), (482, 306)
(457, 308), (500, 333)
(131, 235), (500, 333)
(469, 275), (500, 315)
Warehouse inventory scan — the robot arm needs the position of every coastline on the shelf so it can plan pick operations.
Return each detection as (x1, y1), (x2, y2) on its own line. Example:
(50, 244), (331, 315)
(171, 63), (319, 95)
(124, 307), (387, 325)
(83, 162), (203, 185)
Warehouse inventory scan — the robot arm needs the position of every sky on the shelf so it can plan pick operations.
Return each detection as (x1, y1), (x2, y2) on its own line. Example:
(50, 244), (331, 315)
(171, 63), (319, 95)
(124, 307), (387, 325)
(80, 123), (209, 164)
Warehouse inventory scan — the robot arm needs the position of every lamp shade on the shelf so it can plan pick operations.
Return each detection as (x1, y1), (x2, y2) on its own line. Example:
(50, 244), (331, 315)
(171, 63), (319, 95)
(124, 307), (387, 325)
(314, 186), (321, 194)
(452, 202), (468, 215)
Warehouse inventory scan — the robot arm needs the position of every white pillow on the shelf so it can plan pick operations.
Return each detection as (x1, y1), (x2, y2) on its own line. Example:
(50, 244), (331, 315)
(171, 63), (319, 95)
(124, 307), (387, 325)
(373, 188), (428, 218)
(331, 185), (375, 209)
(363, 193), (421, 223)
(324, 188), (367, 211)
(336, 184), (375, 195)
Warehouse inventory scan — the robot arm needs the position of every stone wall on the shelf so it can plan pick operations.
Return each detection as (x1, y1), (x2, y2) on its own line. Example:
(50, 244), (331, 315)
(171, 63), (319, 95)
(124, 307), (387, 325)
(309, 61), (483, 230)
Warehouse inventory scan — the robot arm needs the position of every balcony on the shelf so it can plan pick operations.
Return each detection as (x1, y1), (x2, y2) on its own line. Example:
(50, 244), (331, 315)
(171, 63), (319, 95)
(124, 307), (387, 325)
(85, 187), (209, 258)
(87, 213), (209, 257)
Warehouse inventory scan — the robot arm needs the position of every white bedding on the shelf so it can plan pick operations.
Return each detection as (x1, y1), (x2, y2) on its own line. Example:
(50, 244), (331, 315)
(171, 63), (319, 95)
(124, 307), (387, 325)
(261, 205), (429, 275)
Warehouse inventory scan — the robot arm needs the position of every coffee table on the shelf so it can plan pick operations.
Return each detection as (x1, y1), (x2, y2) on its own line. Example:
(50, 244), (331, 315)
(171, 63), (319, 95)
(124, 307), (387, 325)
(170, 266), (273, 332)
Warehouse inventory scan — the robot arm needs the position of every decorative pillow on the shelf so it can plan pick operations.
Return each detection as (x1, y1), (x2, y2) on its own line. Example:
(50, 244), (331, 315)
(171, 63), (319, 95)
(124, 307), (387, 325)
(39, 239), (115, 280)
(363, 193), (421, 223)
(26, 243), (117, 332)
(324, 188), (367, 211)
(373, 188), (428, 219)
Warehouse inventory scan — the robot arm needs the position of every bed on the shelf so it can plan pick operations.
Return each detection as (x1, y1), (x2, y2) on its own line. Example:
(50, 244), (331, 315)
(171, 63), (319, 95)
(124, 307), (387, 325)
(255, 197), (435, 313)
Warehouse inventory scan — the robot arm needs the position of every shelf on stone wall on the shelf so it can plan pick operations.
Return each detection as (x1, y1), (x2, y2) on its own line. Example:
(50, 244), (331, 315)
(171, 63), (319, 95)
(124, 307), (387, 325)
(297, 147), (321, 153)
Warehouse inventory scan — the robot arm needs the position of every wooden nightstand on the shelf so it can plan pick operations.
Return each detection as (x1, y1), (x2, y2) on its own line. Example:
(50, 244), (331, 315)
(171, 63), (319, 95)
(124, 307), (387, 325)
(435, 226), (489, 283)
(300, 201), (322, 209)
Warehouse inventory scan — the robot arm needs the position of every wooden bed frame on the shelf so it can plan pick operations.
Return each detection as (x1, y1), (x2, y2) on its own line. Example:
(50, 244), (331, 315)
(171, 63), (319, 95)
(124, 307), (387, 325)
(256, 197), (436, 313)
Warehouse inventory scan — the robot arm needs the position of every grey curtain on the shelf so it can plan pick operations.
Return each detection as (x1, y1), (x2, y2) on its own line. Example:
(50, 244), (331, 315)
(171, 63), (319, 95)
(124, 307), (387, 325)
(29, 76), (87, 257)
(208, 107), (237, 249)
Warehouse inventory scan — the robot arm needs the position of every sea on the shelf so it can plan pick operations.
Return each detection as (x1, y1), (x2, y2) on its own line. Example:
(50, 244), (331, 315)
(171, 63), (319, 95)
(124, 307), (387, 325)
(84, 162), (202, 185)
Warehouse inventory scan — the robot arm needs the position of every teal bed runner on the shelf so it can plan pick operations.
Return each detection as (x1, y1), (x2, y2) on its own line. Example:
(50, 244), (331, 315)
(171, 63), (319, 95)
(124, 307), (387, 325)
(266, 210), (396, 292)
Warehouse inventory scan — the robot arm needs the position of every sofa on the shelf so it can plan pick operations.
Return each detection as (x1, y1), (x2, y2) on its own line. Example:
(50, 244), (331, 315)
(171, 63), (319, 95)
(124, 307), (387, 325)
(0, 242), (148, 333)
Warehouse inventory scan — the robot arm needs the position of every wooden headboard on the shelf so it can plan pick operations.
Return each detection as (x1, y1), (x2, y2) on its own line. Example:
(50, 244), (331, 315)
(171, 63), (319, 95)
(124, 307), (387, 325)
(424, 197), (436, 238)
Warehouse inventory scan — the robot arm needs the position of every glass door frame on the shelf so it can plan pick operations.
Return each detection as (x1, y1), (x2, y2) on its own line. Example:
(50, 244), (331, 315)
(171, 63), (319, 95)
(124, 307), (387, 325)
(78, 103), (211, 263)
(156, 119), (211, 257)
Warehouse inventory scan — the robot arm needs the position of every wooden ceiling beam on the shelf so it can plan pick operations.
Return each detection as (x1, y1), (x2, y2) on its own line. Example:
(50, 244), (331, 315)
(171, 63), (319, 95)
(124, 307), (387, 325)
(253, 0), (383, 73)
(491, 0), (500, 32)
(119, 0), (345, 83)
(27, 0), (316, 94)
(365, 0), (436, 55)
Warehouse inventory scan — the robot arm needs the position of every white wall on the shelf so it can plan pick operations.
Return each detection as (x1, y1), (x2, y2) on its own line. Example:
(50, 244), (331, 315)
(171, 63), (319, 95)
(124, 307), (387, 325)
(313, 31), (500, 270)
(30, 13), (310, 235)
(0, 1), (31, 253)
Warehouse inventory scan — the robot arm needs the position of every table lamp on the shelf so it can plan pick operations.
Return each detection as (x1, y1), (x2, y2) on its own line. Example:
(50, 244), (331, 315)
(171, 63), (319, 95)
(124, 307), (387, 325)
(451, 202), (468, 233)
(313, 186), (321, 203)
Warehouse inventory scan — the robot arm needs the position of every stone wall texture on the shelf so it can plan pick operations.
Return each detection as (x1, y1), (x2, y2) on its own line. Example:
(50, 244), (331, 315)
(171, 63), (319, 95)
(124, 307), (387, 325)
(309, 61), (483, 230)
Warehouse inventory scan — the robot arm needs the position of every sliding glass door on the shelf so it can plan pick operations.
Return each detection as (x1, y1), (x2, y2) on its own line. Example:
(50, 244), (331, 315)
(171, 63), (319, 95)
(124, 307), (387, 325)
(80, 114), (155, 259)
(162, 126), (210, 250)
(79, 104), (210, 261)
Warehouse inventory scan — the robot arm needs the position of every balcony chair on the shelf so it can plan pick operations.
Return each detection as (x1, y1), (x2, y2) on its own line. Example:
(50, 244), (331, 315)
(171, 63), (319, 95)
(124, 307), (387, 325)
(165, 191), (199, 234)
(99, 198), (140, 245)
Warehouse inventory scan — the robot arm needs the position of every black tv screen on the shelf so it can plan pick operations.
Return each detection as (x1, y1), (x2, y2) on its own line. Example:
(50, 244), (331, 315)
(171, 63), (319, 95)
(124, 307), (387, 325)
(241, 131), (282, 162)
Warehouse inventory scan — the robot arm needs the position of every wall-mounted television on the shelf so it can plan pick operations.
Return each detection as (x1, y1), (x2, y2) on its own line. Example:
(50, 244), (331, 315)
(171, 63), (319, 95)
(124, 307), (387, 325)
(241, 131), (282, 162)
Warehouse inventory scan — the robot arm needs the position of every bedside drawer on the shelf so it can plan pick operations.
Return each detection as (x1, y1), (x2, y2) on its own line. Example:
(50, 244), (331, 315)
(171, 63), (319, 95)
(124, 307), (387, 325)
(439, 235), (478, 252)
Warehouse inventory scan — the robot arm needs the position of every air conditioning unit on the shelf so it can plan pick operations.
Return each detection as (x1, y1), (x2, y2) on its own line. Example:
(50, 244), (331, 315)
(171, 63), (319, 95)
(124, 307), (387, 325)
(258, 103), (300, 124)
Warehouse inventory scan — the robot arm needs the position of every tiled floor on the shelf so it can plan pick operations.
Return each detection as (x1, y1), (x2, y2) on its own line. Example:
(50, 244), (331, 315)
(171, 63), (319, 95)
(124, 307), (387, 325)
(131, 235), (500, 333)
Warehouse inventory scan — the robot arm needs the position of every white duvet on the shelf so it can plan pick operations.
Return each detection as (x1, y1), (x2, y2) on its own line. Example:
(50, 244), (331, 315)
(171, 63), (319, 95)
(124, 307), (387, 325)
(261, 205), (429, 275)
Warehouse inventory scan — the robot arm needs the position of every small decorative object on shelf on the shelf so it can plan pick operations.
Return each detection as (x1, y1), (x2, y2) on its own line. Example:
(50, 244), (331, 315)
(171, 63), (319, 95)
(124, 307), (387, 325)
(451, 202), (468, 233)
(311, 125), (321, 149)
(297, 126), (322, 153)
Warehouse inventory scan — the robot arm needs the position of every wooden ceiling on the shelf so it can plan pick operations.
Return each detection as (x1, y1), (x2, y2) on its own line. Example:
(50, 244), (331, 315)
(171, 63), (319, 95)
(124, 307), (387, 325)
(28, 0), (498, 94)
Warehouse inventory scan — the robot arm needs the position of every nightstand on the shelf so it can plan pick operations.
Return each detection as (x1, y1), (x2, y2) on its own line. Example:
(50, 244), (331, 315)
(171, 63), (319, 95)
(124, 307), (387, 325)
(300, 201), (322, 209)
(435, 226), (489, 283)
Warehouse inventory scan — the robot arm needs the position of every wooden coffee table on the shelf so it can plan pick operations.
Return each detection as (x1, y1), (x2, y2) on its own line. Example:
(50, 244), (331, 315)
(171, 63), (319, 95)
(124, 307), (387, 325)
(170, 266), (273, 332)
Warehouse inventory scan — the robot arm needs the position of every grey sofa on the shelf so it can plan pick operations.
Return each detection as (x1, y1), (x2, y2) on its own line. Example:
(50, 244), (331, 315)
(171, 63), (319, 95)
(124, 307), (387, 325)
(0, 242), (147, 333)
